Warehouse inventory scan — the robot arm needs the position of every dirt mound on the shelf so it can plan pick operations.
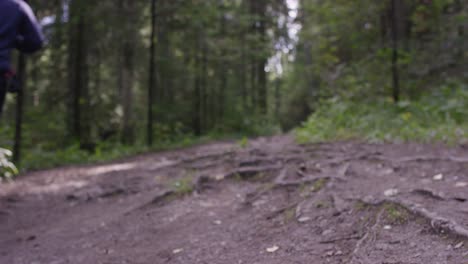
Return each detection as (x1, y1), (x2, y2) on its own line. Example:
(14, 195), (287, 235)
(1, 136), (467, 263)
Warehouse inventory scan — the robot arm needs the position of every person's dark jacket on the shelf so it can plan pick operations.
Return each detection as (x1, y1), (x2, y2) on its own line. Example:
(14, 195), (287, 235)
(0, 0), (44, 72)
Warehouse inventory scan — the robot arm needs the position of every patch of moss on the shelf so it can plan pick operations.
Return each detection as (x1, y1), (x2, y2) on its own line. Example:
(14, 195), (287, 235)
(354, 201), (369, 211)
(315, 200), (329, 209)
(383, 203), (409, 224)
(312, 178), (328, 192)
(283, 207), (296, 223)
(170, 176), (194, 197)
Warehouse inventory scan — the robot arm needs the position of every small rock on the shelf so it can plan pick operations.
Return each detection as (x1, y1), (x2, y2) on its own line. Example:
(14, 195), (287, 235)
(215, 174), (225, 181)
(325, 250), (334, 257)
(455, 182), (467, 188)
(335, 250), (343, 256)
(213, 220), (222, 225)
(266, 246), (279, 253)
(454, 242), (464, 250)
(384, 225), (392, 230)
(172, 248), (183, 254)
(384, 189), (399, 197)
(433, 174), (444, 181)
(297, 217), (311, 223)
(322, 229), (333, 236)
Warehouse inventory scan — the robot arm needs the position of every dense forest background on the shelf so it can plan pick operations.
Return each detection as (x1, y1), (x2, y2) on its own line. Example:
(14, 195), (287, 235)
(0, 0), (467, 173)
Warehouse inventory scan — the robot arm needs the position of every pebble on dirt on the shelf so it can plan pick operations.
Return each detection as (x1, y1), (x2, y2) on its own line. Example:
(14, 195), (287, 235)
(454, 242), (464, 250)
(384, 188), (399, 197)
(266, 246), (279, 253)
(433, 174), (444, 181)
(172, 248), (183, 254)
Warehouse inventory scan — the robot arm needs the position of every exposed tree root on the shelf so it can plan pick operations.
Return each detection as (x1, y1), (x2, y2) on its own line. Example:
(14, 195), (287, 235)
(265, 202), (300, 220)
(411, 188), (446, 201)
(349, 208), (385, 264)
(319, 235), (361, 244)
(180, 151), (236, 165)
(243, 167), (330, 206)
(361, 198), (468, 240)
(125, 190), (175, 215)
(378, 155), (468, 163)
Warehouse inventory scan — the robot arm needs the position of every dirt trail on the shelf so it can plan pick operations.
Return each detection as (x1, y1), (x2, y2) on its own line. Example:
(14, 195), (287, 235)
(1, 136), (467, 264)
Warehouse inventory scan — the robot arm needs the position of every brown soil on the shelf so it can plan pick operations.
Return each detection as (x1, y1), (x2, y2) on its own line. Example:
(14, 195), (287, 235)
(1, 136), (467, 264)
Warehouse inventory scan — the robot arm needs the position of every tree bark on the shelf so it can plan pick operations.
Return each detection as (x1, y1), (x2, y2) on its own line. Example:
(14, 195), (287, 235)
(391, 0), (401, 103)
(148, 0), (157, 146)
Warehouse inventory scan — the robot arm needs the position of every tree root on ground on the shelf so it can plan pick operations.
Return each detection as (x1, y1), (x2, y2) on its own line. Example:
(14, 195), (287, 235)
(125, 190), (175, 215)
(377, 155), (468, 164)
(180, 151), (236, 165)
(242, 167), (330, 206)
(348, 208), (385, 264)
(361, 198), (468, 240)
(411, 188), (446, 201)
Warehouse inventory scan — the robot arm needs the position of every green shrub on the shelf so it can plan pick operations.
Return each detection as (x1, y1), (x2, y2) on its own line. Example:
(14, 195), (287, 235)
(0, 148), (18, 180)
(296, 82), (468, 144)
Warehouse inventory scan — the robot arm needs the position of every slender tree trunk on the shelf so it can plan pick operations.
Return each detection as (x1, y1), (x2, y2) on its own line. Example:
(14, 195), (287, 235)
(13, 55), (26, 164)
(391, 0), (400, 103)
(67, 0), (90, 146)
(218, 8), (227, 121)
(119, 0), (136, 144)
(148, 0), (156, 146)
(240, 33), (247, 111)
(193, 31), (202, 136)
(274, 79), (281, 119)
(257, 4), (268, 114)
(201, 41), (208, 131)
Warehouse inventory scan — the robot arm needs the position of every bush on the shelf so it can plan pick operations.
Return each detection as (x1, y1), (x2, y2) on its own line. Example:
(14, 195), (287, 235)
(296, 81), (468, 144)
(0, 148), (18, 180)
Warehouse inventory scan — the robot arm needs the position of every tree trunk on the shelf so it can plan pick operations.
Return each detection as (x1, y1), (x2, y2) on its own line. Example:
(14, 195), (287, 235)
(13, 54), (26, 164)
(119, 0), (136, 144)
(67, 1), (90, 146)
(148, 0), (156, 146)
(193, 31), (202, 136)
(391, 0), (401, 103)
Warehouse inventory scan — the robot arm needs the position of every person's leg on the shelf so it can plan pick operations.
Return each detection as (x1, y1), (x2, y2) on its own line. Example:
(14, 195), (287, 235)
(0, 75), (7, 117)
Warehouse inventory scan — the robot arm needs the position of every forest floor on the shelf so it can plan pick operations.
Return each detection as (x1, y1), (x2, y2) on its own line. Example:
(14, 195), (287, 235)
(1, 135), (468, 264)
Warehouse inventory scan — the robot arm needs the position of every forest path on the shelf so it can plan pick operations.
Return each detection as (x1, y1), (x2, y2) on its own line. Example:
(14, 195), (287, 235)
(1, 135), (468, 264)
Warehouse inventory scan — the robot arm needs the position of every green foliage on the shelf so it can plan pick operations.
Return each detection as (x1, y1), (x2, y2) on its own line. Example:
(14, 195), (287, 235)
(296, 81), (468, 144)
(21, 143), (148, 171)
(237, 137), (249, 148)
(171, 176), (194, 197)
(383, 203), (409, 224)
(0, 148), (18, 180)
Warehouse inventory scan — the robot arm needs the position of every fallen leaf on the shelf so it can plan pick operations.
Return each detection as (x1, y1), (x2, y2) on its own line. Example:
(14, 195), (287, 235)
(266, 246), (279, 253)
(455, 182), (467, 188)
(384, 225), (392, 230)
(384, 189), (399, 197)
(454, 242), (464, 250)
(433, 174), (444, 181)
(213, 220), (222, 225)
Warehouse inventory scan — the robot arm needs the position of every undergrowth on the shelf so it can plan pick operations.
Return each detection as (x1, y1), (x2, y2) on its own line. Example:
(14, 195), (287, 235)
(296, 82), (468, 144)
